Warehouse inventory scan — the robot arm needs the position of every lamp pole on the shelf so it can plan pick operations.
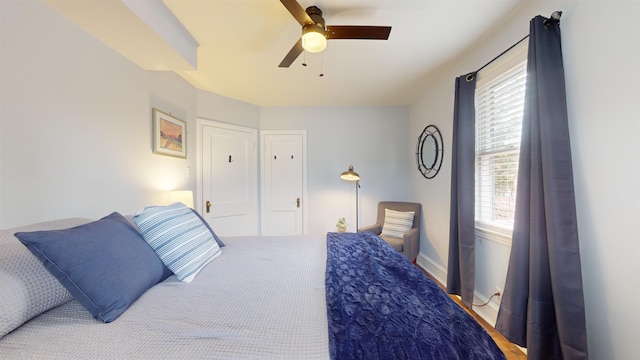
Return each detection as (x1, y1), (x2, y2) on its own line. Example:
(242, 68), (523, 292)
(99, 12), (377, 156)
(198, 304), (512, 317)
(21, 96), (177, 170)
(355, 180), (360, 231)
(340, 165), (360, 232)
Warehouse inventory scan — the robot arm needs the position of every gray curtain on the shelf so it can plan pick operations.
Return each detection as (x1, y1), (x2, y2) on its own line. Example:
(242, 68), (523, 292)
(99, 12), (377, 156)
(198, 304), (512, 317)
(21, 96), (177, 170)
(495, 15), (588, 359)
(446, 73), (476, 308)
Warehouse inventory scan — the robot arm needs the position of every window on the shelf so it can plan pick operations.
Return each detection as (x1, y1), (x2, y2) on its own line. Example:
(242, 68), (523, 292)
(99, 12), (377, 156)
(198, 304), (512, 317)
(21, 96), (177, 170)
(474, 40), (527, 240)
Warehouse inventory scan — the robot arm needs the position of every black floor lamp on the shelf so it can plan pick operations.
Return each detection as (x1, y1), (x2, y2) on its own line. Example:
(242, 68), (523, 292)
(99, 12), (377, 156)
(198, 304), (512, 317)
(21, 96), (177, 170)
(340, 165), (360, 231)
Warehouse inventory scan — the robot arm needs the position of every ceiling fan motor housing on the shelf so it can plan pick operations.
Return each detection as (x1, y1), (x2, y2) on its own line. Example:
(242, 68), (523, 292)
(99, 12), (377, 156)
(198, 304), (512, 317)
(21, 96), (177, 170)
(305, 6), (325, 29)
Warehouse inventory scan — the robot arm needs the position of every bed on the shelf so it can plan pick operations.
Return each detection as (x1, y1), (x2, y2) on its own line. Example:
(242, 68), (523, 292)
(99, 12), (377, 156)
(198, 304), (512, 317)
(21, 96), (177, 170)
(0, 206), (505, 360)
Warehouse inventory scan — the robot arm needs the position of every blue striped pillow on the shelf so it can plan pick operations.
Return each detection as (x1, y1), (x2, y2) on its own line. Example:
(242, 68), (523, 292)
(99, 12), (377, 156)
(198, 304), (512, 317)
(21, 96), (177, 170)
(380, 209), (415, 238)
(134, 203), (221, 283)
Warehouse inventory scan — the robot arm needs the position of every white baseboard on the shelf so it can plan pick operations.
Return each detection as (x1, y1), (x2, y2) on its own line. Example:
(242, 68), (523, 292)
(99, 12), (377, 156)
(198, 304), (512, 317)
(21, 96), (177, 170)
(471, 293), (500, 326)
(415, 252), (500, 327)
(416, 253), (446, 285)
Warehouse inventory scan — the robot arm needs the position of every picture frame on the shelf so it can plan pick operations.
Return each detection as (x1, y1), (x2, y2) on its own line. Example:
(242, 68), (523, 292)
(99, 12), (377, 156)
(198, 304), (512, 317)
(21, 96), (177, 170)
(152, 108), (186, 158)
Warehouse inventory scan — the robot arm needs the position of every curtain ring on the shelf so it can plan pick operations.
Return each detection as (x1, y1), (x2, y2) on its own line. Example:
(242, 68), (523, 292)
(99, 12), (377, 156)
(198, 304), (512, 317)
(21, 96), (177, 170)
(466, 73), (475, 82)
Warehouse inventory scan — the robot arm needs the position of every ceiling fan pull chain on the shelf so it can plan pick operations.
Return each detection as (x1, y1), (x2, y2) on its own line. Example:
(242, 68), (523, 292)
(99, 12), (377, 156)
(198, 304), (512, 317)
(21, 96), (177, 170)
(319, 52), (325, 77)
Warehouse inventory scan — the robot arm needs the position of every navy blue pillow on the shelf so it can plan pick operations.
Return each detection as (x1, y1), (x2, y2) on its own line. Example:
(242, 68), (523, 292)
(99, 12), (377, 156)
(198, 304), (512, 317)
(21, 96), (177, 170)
(190, 208), (225, 247)
(15, 212), (171, 323)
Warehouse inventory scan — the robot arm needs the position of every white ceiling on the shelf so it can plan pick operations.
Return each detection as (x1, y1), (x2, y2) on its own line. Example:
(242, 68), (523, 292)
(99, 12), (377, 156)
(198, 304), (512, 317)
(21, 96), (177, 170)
(47, 0), (526, 106)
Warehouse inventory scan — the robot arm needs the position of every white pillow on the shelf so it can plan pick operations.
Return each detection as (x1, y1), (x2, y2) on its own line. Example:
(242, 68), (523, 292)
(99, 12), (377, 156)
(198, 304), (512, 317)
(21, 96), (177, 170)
(380, 209), (415, 238)
(0, 218), (89, 338)
(134, 202), (221, 283)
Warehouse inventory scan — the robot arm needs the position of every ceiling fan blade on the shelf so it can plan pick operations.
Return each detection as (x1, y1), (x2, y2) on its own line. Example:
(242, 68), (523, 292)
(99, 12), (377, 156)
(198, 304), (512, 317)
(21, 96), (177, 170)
(278, 38), (304, 68)
(326, 25), (392, 40)
(280, 0), (313, 26)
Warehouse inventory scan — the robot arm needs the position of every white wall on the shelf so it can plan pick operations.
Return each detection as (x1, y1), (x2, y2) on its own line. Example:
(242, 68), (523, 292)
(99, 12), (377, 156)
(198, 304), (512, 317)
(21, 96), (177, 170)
(197, 90), (260, 130)
(410, 1), (640, 358)
(260, 106), (412, 234)
(563, 2), (640, 358)
(0, 0), (188, 226)
(0, 1), (257, 227)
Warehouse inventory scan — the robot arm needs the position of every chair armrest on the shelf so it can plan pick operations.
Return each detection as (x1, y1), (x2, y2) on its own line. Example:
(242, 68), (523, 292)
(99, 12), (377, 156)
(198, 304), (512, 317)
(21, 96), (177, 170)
(403, 228), (420, 262)
(358, 224), (382, 234)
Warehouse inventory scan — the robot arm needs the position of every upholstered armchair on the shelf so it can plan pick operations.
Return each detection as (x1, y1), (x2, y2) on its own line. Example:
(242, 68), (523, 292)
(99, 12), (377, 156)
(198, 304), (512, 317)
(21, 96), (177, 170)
(358, 201), (421, 262)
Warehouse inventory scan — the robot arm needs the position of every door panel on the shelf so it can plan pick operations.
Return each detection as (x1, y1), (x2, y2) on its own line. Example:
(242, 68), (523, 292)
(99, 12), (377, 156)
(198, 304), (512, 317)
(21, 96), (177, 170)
(201, 122), (257, 236)
(261, 132), (306, 236)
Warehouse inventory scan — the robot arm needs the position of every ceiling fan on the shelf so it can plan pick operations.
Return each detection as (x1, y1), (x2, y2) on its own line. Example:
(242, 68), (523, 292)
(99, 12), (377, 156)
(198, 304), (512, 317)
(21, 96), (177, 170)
(278, 0), (392, 68)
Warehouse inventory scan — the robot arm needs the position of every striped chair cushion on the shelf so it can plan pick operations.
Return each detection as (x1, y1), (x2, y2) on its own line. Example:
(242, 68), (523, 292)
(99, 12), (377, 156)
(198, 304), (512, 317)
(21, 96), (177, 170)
(134, 202), (221, 283)
(380, 209), (415, 238)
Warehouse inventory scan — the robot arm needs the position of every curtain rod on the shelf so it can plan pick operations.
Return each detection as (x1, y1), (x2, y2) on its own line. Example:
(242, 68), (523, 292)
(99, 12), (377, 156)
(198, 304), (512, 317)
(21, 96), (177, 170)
(475, 34), (529, 74)
(473, 11), (562, 75)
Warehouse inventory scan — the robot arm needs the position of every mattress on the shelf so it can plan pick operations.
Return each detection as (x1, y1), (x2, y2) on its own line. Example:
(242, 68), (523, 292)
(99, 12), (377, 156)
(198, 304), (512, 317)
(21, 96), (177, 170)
(0, 234), (330, 359)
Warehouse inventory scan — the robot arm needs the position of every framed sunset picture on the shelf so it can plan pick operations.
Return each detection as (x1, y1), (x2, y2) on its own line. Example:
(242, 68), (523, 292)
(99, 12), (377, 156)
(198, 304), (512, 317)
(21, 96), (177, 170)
(152, 108), (186, 158)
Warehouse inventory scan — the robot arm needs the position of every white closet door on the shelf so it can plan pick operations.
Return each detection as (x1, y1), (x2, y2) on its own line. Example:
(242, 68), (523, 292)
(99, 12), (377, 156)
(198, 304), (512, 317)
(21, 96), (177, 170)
(200, 121), (258, 236)
(261, 131), (307, 236)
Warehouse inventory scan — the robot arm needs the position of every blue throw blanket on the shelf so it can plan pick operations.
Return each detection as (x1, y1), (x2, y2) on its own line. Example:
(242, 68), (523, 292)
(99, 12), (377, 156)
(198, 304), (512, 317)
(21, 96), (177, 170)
(325, 232), (506, 360)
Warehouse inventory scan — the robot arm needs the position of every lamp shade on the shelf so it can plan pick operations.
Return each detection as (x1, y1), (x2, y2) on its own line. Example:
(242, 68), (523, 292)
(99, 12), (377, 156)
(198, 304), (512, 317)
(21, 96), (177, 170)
(340, 165), (360, 182)
(302, 24), (327, 53)
(170, 190), (194, 209)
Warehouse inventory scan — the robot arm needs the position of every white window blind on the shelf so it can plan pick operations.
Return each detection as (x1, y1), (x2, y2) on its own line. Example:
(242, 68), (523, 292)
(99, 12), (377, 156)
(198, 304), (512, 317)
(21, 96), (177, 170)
(475, 56), (527, 235)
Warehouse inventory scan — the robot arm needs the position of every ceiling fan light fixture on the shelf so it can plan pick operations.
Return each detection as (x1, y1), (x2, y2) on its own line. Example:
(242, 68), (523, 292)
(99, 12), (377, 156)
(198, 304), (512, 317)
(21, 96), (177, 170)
(302, 24), (327, 53)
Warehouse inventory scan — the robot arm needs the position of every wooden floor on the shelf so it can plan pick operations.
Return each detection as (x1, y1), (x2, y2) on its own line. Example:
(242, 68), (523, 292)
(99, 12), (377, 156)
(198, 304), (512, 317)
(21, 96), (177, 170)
(418, 267), (527, 360)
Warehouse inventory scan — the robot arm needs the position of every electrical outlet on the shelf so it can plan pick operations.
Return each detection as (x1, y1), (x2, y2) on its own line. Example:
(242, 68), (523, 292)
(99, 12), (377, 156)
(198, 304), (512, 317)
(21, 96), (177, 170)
(494, 287), (503, 297)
